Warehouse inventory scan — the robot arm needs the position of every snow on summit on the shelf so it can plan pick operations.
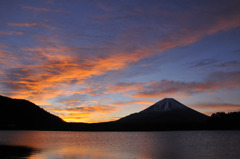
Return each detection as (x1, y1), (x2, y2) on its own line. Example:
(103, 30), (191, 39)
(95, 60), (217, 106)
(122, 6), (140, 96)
(142, 98), (190, 113)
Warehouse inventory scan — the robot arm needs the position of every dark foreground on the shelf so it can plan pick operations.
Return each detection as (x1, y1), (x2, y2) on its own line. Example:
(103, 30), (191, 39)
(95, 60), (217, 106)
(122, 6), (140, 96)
(0, 145), (38, 159)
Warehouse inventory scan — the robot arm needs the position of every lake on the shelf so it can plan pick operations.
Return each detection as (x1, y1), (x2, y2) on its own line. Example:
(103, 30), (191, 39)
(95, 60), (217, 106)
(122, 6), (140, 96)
(0, 130), (240, 159)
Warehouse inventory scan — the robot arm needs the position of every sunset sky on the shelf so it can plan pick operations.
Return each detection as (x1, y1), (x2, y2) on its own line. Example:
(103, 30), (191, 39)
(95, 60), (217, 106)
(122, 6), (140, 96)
(0, 0), (240, 123)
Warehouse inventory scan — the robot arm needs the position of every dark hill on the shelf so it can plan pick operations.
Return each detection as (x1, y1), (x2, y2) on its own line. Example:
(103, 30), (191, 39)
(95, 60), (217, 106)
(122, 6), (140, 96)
(0, 95), (65, 130)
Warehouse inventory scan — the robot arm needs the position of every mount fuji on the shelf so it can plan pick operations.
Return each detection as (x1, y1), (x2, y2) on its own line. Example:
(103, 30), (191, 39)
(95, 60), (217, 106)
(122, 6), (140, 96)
(115, 98), (209, 128)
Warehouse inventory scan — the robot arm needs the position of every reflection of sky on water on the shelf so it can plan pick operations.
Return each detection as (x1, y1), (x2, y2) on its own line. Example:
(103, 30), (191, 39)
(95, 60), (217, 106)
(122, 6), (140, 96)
(0, 131), (240, 159)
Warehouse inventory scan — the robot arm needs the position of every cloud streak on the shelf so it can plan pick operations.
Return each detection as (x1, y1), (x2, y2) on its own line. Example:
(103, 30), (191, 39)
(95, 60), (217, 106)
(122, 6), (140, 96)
(192, 103), (240, 115)
(8, 22), (38, 27)
(0, 31), (24, 35)
(118, 71), (240, 98)
(21, 5), (64, 13)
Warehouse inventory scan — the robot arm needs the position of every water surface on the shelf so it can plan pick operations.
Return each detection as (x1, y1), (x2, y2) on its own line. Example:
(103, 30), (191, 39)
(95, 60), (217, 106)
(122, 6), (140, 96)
(0, 130), (239, 159)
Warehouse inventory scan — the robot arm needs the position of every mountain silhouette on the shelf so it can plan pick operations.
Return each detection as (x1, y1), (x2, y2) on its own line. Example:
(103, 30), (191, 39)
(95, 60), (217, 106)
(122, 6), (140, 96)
(2, 95), (239, 131)
(0, 95), (65, 130)
(114, 98), (209, 130)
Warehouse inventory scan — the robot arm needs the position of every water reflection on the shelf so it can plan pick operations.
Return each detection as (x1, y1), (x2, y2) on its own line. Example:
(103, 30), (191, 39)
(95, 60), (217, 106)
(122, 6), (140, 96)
(0, 131), (239, 159)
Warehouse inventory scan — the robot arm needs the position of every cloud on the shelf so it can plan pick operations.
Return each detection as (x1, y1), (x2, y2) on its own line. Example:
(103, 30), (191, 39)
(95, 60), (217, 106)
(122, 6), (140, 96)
(7, 22), (56, 30)
(21, 5), (49, 12)
(234, 49), (240, 54)
(0, 41), (154, 104)
(192, 103), (240, 115)
(159, 1), (240, 49)
(0, 31), (24, 35)
(8, 22), (38, 27)
(2, 0), (240, 105)
(94, 0), (240, 53)
(128, 71), (240, 98)
(21, 5), (64, 13)
(188, 59), (217, 68)
(61, 100), (82, 106)
(218, 61), (240, 68)
(187, 60), (240, 70)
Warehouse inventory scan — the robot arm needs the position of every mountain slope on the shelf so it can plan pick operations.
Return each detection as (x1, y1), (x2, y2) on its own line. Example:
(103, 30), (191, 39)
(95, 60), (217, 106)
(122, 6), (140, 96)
(0, 95), (65, 130)
(115, 98), (209, 128)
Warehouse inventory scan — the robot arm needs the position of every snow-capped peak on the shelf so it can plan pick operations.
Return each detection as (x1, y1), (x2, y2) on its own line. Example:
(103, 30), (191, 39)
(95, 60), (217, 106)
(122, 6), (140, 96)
(142, 98), (188, 113)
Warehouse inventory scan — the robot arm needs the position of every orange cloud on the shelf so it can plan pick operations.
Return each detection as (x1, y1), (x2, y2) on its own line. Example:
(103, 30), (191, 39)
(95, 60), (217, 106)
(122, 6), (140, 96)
(8, 22), (38, 27)
(9, 88), (64, 105)
(1, 43), (154, 103)
(61, 100), (82, 106)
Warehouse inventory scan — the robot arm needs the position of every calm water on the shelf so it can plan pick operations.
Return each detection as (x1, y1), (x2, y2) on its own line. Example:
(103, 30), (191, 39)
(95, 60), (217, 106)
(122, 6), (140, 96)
(0, 130), (240, 159)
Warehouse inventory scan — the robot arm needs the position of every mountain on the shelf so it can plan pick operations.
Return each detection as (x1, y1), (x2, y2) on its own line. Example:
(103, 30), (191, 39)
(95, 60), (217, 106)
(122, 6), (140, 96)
(114, 98), (209, 130)
(1, 95), (238, 131)
(0, 95), (65, 130)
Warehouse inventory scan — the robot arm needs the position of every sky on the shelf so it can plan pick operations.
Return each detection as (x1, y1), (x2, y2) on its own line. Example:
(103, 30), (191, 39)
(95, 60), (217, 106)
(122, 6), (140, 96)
(0, 0), (240, 123)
